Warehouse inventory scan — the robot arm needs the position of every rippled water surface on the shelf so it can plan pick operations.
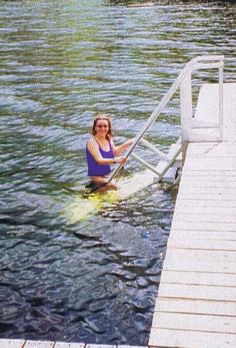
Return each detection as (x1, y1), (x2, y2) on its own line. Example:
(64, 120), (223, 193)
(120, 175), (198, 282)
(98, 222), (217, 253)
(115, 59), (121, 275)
(0, 0), (235, 345)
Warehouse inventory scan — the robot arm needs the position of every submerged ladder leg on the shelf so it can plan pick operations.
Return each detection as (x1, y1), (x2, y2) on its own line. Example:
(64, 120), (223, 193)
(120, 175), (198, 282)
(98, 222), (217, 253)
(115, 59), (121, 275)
(154, 142), (182, 183)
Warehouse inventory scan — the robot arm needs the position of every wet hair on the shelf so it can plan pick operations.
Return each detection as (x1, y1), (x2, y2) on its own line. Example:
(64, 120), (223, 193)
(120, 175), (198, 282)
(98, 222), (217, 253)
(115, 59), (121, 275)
(92, 114), (113, 140)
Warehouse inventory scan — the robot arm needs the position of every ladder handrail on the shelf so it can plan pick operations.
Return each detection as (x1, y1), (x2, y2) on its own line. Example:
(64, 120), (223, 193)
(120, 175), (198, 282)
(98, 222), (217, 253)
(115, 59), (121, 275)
(107, 55), (224, 183)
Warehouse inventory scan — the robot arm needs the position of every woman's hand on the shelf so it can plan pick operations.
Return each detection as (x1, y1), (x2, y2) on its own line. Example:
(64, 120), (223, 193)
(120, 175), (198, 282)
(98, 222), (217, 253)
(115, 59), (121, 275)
(112, 137), (135, 156)
(114, 156), (127, 164)
(126, 138), (135, 147)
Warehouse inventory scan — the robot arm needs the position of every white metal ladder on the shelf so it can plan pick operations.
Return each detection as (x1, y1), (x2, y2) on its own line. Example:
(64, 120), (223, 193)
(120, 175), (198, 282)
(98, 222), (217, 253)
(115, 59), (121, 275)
(107, 55), (224, 184)
(130, 137), (182, 184)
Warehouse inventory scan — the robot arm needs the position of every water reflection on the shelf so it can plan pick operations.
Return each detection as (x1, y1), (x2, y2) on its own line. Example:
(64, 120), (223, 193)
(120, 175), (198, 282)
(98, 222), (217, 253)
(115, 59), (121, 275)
(0, 0), (235, 345)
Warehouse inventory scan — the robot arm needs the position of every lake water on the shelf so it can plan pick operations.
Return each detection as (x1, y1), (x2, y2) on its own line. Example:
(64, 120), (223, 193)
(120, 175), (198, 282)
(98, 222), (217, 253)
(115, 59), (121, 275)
(0, 0), (235, 345)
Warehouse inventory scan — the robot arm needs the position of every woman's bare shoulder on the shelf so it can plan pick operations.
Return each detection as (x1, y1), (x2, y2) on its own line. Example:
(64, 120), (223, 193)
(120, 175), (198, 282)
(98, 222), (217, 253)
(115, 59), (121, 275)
(87, 137), (98, 150)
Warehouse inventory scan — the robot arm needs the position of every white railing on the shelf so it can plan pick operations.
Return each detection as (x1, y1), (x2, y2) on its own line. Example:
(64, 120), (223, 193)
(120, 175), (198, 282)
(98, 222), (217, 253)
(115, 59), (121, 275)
(107, 55), (224, 183)
(180, 56), (224, 141)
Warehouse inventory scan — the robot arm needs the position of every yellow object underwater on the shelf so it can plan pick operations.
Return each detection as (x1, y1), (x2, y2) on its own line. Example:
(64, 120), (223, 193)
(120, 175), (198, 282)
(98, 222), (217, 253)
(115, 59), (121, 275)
(65, 168), (158, 223)
(66, 190), (120, 223)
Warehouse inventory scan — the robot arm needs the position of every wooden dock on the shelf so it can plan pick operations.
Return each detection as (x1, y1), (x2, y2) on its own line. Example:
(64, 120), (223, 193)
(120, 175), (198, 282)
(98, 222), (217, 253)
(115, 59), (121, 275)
(149, 83), (236, 347)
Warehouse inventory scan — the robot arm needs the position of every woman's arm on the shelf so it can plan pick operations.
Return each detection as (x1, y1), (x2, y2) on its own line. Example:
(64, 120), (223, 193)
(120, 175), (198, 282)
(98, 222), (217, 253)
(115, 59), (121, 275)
(87, 139), (126, 165)
(111, 138), (133, 156)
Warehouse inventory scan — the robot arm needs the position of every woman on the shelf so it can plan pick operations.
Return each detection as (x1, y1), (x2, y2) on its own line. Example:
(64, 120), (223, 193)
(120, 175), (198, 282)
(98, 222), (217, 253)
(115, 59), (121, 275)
(86, 114), (133, 192)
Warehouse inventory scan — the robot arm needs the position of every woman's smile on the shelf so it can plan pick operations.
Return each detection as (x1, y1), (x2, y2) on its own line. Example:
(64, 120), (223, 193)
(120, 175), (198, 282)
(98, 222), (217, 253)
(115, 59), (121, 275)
(96, 122), (109, 135)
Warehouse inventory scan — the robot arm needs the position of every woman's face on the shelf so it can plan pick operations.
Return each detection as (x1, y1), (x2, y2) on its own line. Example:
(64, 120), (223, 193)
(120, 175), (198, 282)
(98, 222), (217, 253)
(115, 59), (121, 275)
(95, 119), (109, 136)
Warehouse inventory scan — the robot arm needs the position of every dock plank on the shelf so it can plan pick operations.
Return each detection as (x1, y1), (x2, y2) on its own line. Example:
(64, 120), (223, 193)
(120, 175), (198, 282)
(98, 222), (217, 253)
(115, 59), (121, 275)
(23, 341), (54, 348)
(173, 212), (236, 223)
(164, 248), (236, 263)
(0, 339), (25, 348)
(183, 170), (236, 177)
(154, 297), (236, 316)
(164, 257), (236, 273)
(168, 238), (236, 251)
(149, 328), (236, 348)
(187, 143), (236, 157)
(171, 230), (236, 241)
(54, 342), (86, 348)
(158, 283), (236, 302)
(86, 345), (116, 348)
(117, 346), (147, 348)
(184, 157), (236, 170)
(171, 220), (236, 231)
(176, 199), (236, 208)
(160, 270), (236, 287)
(178, 186), (236, 195)
(174, 206), (236, 215)
(151, 312), (236, 333)
(176, 192), (236, 201)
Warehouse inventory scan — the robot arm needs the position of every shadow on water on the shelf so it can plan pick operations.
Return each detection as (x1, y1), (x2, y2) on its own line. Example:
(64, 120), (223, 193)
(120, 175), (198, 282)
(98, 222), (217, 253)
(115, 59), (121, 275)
(0, 0), (235, 345)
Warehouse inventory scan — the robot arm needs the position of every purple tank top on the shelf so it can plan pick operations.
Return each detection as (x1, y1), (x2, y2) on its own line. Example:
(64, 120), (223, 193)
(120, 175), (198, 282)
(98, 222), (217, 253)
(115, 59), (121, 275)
(86, 138), (114, 176)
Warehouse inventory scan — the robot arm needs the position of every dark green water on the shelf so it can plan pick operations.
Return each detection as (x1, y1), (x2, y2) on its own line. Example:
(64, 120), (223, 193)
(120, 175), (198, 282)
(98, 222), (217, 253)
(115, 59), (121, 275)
(0, 0), (235, 345)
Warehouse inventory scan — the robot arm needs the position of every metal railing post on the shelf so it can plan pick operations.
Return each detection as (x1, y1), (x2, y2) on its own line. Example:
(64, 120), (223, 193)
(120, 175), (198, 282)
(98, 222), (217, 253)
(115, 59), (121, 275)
(219, 61), (224, 141)
(180, 72), (192, 143)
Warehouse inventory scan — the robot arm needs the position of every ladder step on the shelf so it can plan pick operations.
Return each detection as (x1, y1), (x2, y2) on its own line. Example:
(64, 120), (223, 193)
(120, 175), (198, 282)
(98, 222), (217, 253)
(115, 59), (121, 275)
(130, 153), (161, 177)
(140, 138), (166, 159)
